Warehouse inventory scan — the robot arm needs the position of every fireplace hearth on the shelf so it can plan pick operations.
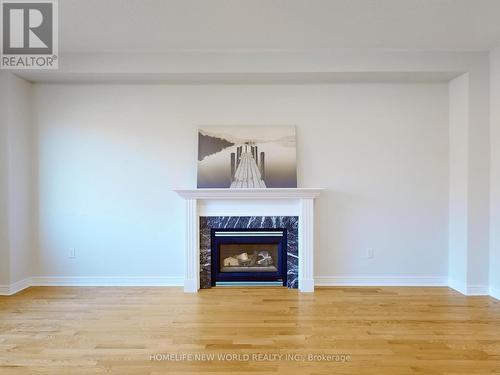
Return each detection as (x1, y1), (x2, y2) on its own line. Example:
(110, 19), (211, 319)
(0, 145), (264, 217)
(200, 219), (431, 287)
(211, 229), (287, 286)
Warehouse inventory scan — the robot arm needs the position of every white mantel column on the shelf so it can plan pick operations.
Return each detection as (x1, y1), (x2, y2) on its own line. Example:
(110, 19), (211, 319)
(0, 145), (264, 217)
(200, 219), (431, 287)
(299, 198), (315, 292)
(184, 199), (199, 293)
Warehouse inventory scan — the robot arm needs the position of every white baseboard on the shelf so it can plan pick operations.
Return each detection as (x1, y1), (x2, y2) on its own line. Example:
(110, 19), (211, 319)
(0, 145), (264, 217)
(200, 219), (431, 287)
(0, 276), (184, 294)
(314, 276), (448, 287)
(465, 285), (490, 296)
(2, 276), (498, 299)
(448, 279), (490, 296)
(31, 276), (184, 287)
(448, 278), (467, 294)
(183, 279), (199, 293)
(0, 278), (32, 296)
(489, 286), (500, 300)
(299, 278), (315, 292)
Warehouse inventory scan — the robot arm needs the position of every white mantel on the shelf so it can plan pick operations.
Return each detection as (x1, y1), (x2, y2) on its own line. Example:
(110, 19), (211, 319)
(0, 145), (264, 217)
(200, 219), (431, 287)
(175, 188), (323, 200)
(174, 188), (323, 293)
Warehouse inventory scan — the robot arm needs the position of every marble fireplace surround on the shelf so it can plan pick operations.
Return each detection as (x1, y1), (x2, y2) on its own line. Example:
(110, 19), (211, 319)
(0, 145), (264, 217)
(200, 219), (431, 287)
(200, 216), (299, 289)
(174, 188), (323, 293)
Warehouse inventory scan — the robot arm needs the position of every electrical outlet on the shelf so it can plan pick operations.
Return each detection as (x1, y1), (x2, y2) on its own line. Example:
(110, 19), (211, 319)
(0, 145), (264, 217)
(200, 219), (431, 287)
(69, 247), (76, 258)
(366, 248), (374, 259)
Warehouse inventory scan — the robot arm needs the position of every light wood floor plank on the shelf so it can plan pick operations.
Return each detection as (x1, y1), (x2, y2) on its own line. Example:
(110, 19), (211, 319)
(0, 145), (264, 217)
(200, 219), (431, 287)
(0, 286), (499, 374)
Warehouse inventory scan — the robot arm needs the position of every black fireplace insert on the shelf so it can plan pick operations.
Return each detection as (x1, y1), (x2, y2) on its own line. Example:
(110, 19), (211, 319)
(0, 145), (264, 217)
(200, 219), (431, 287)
(210, 228), (287, 286)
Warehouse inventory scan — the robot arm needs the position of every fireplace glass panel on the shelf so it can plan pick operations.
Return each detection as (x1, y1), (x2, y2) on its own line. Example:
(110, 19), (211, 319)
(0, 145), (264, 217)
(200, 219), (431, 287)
(219, 243), (279, 273)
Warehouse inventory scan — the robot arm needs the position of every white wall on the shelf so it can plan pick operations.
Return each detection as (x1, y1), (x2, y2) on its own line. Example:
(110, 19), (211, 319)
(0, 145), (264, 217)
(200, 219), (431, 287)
(466, 58), (491, 290)
(7, 74), (34, 284)
(0, 72), (34, 288)
(33, 83), (449, 281)
(447, 66), (491, 295)
(0, 72), (10, 285)
(490, 47), (500, 299)
(448, 74), (469, 292)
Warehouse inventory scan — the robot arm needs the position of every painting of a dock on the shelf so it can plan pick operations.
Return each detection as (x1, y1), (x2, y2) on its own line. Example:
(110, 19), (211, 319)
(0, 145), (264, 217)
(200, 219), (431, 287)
(197, 125), (297, 189)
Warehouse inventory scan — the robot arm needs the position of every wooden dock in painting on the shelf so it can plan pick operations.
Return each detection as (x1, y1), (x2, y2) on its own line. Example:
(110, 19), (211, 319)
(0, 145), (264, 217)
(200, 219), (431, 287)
(230, 145), (266, 188)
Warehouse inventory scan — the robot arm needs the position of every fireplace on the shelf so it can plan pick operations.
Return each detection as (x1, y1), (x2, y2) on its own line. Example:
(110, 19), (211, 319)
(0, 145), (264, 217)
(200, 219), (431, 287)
(174, 188), (322, 292)
(211, 229), (287, 286)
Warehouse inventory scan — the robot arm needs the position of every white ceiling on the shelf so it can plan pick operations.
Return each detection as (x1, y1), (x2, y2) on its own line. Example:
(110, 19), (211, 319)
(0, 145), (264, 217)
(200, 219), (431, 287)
(60, 0), (500, 53)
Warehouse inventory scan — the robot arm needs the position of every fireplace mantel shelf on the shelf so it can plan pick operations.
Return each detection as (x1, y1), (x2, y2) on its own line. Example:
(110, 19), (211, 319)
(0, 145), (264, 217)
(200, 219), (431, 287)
(174, 188), (324, 200)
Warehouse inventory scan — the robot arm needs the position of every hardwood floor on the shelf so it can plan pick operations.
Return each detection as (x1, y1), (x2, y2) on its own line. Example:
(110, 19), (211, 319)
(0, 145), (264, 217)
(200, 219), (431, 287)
(0, 286), (499, 374)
